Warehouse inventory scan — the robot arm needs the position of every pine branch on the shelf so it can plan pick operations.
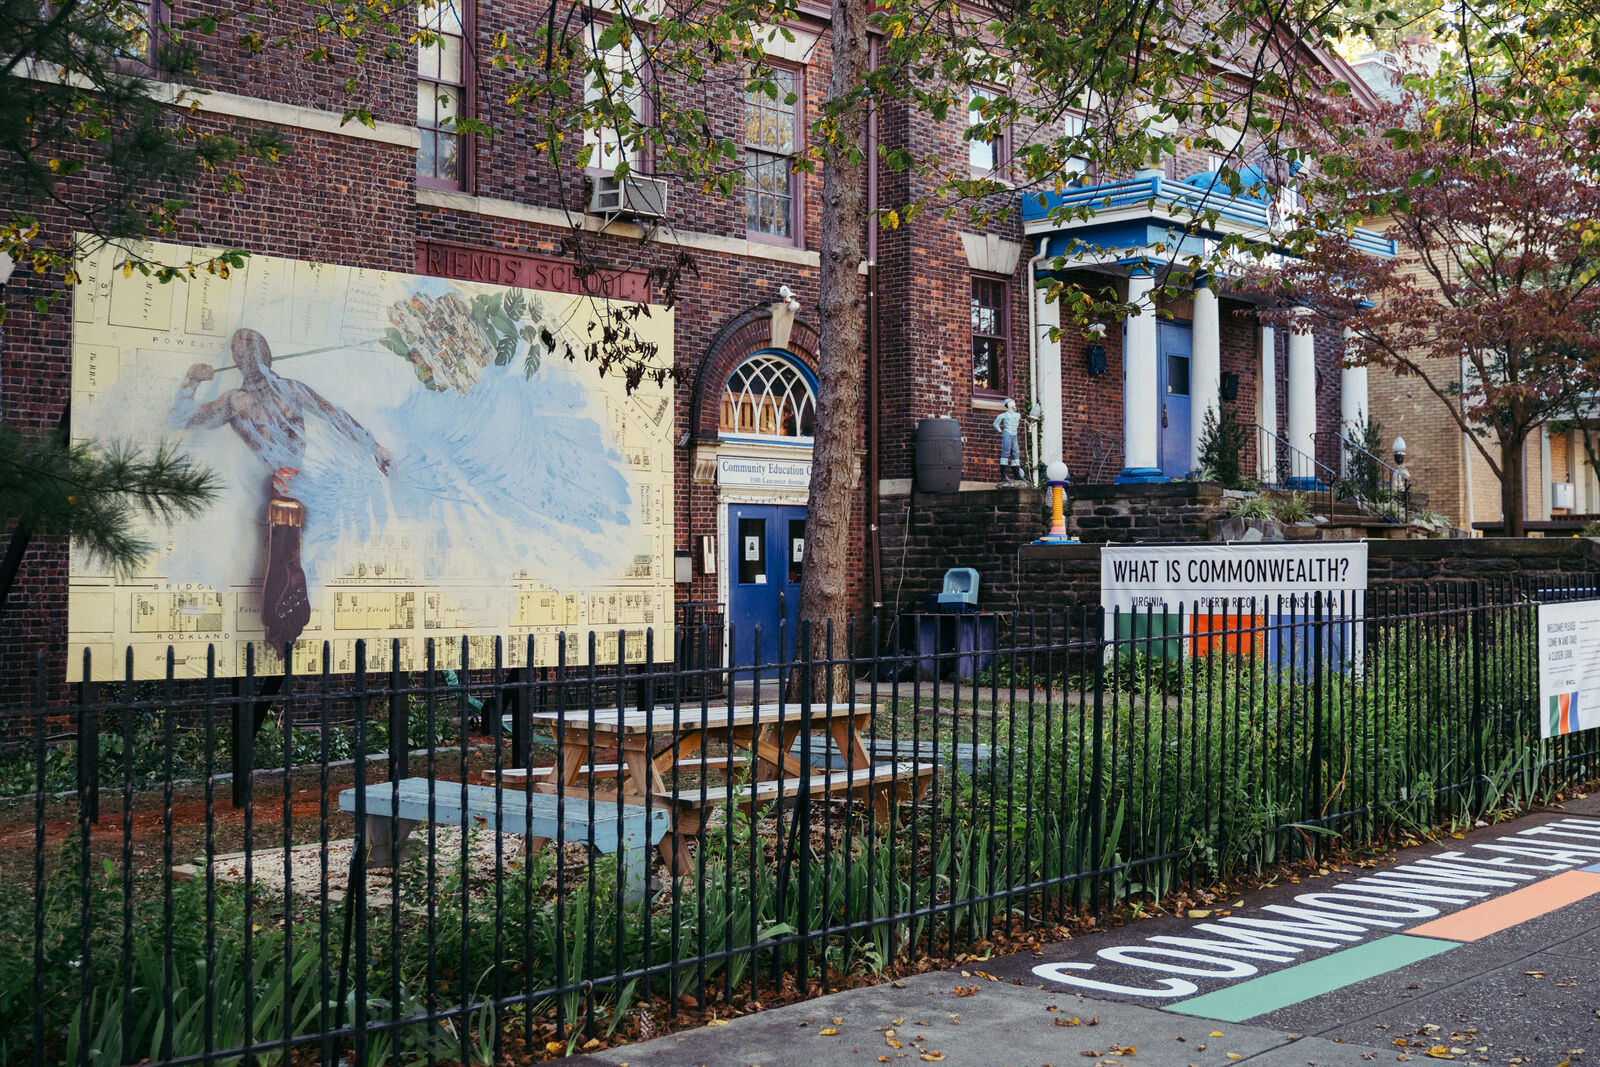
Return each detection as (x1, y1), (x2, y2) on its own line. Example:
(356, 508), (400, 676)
(0, 428), (219, 574)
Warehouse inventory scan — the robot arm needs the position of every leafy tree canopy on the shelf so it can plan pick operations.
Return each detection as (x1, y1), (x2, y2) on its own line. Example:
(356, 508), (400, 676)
(1246, 70), (1600, 534)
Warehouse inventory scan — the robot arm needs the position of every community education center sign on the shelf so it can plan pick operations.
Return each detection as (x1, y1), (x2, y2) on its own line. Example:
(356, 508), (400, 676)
(1538, 599), (1600, 738)
(1101, 543), (1368, 656)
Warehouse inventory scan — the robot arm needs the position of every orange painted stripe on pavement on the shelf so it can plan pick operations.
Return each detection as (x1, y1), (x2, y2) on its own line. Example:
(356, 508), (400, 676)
(1406, 870), (1600, 942)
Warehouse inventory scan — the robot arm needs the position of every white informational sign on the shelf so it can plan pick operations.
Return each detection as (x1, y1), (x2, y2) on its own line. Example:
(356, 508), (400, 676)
(718, 456), (813, 489)
(743, 536), (761, 561)
(1101, 542), (1368, 619)
(1537, 599), (1600, 739)
(1100, 543), (1369, 666)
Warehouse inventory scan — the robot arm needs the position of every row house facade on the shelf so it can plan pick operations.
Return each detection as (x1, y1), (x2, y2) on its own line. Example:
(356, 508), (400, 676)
(0, 0), (1392, 687)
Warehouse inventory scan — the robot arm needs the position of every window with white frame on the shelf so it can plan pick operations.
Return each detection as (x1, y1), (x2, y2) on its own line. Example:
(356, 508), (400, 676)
(417, 0), (468, 189)
(1062, 110), (1090, 176)
(968, 89), (1011, 178)
(583, 19), (648, 171)
(718, 353), (816, 439)
(745, 66), (802, 241)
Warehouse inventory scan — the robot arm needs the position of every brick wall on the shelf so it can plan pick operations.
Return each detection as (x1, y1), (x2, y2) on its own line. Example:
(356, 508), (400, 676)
(1, 1), (1389, 702)
(877, 488), (1047, 619)
(1069, 483), (1233, 543)
(879, 483), (1237, 618)
(0, 112), (415, 700)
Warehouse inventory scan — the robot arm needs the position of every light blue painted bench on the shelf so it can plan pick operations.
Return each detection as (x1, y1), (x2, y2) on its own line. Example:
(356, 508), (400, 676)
(339, 778), (669, 903)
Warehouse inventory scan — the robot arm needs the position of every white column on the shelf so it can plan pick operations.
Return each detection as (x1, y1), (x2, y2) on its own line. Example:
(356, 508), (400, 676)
(1036, 278), (1063, 468)
(1258, 325), (1278, 484)
(1575, 431), (1590, 515)
(1539, 427), (1552, 521)
(1338, 326), (1368, 476)
(1287, 312), (1318, 486)
(1118, 269), (1160, 481)
(1190, 283), (1221, 475)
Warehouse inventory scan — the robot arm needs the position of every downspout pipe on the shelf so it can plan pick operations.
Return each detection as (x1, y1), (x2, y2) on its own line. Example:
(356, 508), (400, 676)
(867, 35), (884, 616)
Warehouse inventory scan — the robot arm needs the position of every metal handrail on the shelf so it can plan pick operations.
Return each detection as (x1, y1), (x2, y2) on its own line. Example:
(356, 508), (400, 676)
(1326, 431), (1414, 524)
(1256, 423), (1337, 520)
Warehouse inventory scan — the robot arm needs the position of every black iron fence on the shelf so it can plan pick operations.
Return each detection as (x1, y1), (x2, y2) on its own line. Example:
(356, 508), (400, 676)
(5, 575), (1600, 1066)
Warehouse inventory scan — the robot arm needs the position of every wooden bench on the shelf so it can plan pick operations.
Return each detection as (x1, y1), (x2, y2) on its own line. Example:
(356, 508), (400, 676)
(338, 778), (669, 903)
(475, 764), (630, 788)
(654, 760), (934, 857)
(791, 738), (994, 775)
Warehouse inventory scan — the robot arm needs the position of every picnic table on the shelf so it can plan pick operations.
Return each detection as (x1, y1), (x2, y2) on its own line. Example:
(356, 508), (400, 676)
(489, 702), (933, 875)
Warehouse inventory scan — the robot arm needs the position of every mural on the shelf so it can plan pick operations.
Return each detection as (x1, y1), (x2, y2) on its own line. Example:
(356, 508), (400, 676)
(68, 240), (674, 681)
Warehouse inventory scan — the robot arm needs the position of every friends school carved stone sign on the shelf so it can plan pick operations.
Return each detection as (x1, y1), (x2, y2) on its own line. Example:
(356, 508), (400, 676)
(416, 240), (652, 304)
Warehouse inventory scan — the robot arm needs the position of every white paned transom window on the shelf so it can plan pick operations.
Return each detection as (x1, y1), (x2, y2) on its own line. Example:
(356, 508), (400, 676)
(718, 354), (815, 439)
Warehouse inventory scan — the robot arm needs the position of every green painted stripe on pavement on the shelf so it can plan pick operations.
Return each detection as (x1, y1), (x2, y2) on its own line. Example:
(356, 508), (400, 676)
(1163, 935), (1460, 1023)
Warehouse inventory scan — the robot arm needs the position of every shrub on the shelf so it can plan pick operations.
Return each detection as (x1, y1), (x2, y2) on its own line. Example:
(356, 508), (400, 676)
(1344, 412), (1388, 502)
(1197, 402), (1248, 489)
(1275, 492), (1312, 523)
(1230, 494), (1277, 520)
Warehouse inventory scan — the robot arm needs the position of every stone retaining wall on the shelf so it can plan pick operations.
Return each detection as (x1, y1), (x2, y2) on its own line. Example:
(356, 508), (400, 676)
(878, 484), (1600, 620)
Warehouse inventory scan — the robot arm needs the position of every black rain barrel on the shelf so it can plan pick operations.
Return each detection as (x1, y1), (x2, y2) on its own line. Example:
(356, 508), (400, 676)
(914, 417), (963, 493)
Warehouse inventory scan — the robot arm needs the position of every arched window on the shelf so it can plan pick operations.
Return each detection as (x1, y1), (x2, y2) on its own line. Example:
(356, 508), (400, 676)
(718, 352), (816, 441)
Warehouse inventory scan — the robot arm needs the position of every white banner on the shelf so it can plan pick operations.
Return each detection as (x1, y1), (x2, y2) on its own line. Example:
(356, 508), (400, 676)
(1101, 542), (1368, 618)
(1537, 599), (1600, 739)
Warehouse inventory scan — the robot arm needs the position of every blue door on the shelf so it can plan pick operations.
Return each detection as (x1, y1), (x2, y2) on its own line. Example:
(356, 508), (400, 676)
(1158, 323), (1192, 478)
(728, 504), (806, 669)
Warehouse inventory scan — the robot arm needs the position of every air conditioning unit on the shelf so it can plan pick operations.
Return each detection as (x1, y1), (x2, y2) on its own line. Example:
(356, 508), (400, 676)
(589, 173), (668, 220)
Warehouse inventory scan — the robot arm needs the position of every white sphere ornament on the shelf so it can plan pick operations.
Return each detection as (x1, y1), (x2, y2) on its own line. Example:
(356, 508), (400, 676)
(1046, 460), (1070, 483)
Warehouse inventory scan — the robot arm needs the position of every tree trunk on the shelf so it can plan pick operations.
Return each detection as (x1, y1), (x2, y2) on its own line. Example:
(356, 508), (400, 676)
(1499, 430), (1528, 538)
(795, 0), (868, 692)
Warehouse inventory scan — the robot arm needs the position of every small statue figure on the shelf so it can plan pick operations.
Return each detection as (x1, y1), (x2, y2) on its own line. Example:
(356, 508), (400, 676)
(993, 398), (1029, 485)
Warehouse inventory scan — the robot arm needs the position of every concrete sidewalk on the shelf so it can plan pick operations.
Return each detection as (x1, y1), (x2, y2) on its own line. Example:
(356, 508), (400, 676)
(585, 796), (1600, 1067)
(584, 971), (1392, 1067)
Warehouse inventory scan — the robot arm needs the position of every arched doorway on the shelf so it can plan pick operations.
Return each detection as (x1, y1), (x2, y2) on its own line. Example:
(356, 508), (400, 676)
(714, 349), (817, 668)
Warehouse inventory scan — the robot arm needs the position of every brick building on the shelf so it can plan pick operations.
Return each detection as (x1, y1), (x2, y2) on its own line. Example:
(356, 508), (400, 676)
(1, 0), (1392, 687)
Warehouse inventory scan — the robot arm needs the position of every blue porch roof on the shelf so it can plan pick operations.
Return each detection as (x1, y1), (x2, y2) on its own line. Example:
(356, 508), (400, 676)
(1022, 175), (1398, 261)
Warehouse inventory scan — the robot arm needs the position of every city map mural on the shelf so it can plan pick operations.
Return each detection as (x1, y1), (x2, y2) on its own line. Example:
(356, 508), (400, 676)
(68, 239), (674, 680)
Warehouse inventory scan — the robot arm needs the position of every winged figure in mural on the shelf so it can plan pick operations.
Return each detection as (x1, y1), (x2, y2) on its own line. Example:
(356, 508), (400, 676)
(171, 327), (394, 648)
(154, 284), (636, 647)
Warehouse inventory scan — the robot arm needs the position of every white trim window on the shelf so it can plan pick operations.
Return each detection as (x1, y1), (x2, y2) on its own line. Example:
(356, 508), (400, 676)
(417, 0), (468, 189)
(719, 354), (816, 440)
(968, 88), (1011, 178)
(1063, 110), (1091, 177)
(583, 18), (647, 172)
(744, 65), (803, 242)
